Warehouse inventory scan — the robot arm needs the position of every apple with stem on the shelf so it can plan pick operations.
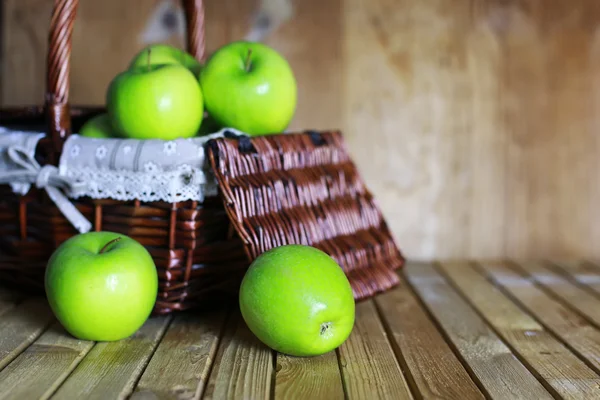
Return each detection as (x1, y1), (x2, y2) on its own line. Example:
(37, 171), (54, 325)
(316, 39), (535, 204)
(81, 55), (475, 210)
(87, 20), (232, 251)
(239, 244), (355, 357)
(44, 232), (158, 342)
(107, 49), (204, 140)
(199, 41), (297, 136)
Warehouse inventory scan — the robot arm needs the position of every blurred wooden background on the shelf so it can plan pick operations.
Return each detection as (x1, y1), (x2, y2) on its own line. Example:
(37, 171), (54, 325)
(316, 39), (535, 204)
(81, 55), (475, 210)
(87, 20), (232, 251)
(2, 0), (600, 261)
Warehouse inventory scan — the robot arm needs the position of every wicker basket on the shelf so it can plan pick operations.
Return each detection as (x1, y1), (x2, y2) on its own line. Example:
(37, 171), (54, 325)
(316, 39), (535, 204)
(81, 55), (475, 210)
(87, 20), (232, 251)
(0, 0), (248, 314)
(0, 0), (405, 313)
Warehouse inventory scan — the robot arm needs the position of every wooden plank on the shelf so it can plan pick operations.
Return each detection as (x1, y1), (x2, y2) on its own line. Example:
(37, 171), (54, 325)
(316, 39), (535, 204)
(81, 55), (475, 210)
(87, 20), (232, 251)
(275, 351), (345, 400)
(374, 278), (485, 400)
(552, 260), (600, 296)
(343, 0), (476, 261)
(0, 322), (94, 400)
(51, 315), (171, 400)
(264, 0), (343, 131)
(517, 261), (600, 327)
(439, 261), (600, 399)
(478, 260), (600, 373)
(337, 300), (413, 400)
(0, 297), (54, 370)
(202, 311), (273, 400)
(130, 309), (228, 400)
(404, 262), (553, 399)
(493, 0), (600, 259)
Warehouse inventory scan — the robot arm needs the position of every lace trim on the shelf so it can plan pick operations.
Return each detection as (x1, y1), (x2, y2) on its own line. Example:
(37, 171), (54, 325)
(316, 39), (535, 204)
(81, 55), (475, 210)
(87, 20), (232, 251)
(58, 129), (244, 203)
(65, 165), (219, 202)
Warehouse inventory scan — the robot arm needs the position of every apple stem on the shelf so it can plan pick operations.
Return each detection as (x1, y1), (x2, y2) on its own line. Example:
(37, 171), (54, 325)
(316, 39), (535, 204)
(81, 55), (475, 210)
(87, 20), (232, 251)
(244, 48), (253, 72)
(147, 48), (152, 71)
(99, 237), (122, 254)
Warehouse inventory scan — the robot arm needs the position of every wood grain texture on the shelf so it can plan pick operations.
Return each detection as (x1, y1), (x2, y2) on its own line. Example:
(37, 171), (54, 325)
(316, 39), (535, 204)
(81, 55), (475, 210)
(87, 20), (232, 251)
(0, 298), (54, 370)
(551, 261), (600, 296)
(202, 311), (273, 400)
(131, 310), (227, 400)
(337, 300), (413, 400)
(0, 322), (94, 400)
(374, 278), (485, 400)
(51, 316), (171, 400)
(264, 0), (342, 131)
(4, 0), (600, 260)
(275, 351), (345, 400)
(517, 261), (600, 327)
(478, 261), (600, 374)
(439, 261), (600, 399)
(405, 262), (553, 399)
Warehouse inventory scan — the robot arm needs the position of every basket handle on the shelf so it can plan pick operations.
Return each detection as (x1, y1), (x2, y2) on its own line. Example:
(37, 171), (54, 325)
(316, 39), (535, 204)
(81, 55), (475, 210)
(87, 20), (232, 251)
(45, 0), (206, 151)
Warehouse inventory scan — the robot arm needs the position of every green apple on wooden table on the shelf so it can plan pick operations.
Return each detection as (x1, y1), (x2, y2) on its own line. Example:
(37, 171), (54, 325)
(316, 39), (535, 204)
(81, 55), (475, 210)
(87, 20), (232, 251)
(45, 232), (158, 342)
(106, 52), (204, 140)
(129, 44), (203, 76)
(200, 41), (297, 136)
(78, 113), (118, 138)
(239, 244), (355, 357)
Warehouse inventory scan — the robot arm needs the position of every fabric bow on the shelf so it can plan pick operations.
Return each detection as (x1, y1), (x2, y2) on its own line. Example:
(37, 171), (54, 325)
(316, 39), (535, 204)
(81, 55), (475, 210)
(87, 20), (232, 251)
(0, 145), (92, 233)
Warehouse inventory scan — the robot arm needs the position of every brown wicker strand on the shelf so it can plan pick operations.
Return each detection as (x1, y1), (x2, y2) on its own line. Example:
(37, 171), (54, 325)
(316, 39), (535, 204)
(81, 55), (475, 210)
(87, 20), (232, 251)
(183, 0), (206, 62)
(46, 0), (78, 145)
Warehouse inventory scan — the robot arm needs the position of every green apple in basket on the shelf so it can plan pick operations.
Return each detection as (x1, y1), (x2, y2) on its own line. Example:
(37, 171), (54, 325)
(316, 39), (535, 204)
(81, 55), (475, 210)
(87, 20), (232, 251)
(45, 232), (158, 341)
(129, 44), (203, 76)
(200, 41), (297, 136)
(78, 113), (118, 138)
(106, 52), (204, 140)
(239, 244), (355, 357)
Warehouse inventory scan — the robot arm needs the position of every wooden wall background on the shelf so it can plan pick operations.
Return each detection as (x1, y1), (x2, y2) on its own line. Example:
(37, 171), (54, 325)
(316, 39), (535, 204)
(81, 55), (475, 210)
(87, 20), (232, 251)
(2, 0), (600, 261)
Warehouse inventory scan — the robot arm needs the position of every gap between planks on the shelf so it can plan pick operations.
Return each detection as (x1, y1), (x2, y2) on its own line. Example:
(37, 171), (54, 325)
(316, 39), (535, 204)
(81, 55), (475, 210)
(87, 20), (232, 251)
(374, 274), (485, 400)
(437, 261), (600, 400)
(10, 262), (600, 399)
(475, 261), (600, 391)
(403, 261), (555, 399)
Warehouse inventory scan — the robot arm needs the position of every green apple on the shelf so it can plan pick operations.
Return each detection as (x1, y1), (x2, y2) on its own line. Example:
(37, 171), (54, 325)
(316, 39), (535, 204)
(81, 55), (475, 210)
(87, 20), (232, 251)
(44, 231), (158, 342)
(107, 63), (204, 140)
(129, 44), (202, 76)
(239, 244), (355, 357)
(199, 41), (297, 136)
(78, 113), (117, 138)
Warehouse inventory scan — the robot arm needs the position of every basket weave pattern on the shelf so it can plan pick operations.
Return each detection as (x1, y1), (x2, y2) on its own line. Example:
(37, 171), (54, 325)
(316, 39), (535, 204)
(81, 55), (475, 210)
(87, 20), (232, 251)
(208, 131), (405, 299)
(0, 183), (248, 313)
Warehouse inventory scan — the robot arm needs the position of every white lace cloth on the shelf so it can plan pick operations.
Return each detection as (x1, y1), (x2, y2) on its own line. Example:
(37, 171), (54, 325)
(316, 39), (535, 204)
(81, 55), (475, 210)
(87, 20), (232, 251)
(0, 127), (46, 195)
(59, 131), (228, 203)
(0, 126), (245, 233)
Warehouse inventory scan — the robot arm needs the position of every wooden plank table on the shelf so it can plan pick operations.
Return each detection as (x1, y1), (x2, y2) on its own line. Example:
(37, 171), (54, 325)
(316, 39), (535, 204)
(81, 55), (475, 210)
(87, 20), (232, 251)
(2, 260), (600, 399)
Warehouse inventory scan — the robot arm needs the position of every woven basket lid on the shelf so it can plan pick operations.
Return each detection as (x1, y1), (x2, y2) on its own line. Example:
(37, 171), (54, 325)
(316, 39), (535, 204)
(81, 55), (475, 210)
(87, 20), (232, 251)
(206, 130), (405, 300)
